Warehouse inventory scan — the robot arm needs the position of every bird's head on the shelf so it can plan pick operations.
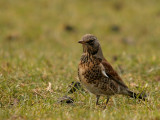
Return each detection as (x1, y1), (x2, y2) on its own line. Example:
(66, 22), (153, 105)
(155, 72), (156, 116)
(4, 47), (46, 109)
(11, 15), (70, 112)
(78, 34), (100, 55)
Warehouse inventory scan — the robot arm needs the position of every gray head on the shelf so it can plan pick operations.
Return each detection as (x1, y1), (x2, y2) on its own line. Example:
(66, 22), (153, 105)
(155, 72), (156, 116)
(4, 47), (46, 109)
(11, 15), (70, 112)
(78, 34), (104, 58)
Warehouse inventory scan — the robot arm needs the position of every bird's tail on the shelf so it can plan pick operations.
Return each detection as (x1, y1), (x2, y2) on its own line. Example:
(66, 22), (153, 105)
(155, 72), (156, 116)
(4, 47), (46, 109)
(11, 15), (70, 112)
(125, 90), (146, 101)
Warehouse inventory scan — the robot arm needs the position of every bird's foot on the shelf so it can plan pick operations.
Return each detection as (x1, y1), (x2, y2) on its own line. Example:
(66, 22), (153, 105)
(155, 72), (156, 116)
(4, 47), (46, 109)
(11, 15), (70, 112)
(96, 103), (100, 106)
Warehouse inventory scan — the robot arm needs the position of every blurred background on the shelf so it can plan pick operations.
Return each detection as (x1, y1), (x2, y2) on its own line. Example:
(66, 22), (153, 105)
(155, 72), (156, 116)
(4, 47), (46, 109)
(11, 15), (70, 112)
(0, 0), (159, 81)
(0, 0), (160, 119)
(1, 0), (160, 49)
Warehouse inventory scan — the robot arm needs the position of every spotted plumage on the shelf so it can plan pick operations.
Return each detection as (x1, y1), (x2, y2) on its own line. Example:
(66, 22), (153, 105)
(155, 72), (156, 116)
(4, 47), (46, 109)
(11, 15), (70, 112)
(78, 34), (146, 105)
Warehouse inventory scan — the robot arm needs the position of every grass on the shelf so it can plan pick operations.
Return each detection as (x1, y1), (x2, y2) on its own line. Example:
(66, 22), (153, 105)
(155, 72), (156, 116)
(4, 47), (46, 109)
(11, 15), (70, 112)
(0, 0), (160, 119)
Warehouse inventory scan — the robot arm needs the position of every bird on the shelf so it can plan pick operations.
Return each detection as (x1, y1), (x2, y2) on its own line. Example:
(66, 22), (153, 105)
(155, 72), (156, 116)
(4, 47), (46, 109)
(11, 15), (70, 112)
(78, 34), (146, 105)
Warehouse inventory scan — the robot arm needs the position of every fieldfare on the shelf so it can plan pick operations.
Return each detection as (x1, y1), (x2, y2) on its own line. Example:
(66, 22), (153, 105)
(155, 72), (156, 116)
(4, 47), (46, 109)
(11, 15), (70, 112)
(78, 34), (146, 105)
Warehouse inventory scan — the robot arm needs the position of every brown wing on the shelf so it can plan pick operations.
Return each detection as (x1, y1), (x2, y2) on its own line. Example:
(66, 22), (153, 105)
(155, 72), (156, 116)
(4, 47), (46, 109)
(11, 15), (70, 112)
(101, 59), (128, 88)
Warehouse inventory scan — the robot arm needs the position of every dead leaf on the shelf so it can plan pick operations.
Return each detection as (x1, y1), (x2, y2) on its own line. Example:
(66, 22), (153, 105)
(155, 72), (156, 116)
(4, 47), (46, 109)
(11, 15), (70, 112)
(130, 83), (138, 87)
(46, 82), (53, 92)
(58, 96), (74, 104)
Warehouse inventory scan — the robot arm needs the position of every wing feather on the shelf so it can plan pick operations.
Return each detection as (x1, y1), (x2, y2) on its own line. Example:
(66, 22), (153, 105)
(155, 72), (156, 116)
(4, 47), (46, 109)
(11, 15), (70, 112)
(100, 59), (128, 88)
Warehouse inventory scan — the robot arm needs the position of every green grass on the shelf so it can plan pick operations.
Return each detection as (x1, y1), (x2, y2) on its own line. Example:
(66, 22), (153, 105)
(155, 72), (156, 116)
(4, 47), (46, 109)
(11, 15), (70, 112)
(0, 0), (160, 119)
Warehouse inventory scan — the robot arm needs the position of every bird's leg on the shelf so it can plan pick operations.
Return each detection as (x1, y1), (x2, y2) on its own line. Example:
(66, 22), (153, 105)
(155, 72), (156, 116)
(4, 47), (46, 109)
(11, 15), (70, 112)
(105, 96), (110, 105)
(96, 95), (100, 105)
(103, 96), (110, 109)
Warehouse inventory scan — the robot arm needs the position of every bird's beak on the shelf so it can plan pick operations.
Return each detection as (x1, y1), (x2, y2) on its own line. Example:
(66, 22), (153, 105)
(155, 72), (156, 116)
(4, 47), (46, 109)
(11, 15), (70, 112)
(78, 40), (85, 44)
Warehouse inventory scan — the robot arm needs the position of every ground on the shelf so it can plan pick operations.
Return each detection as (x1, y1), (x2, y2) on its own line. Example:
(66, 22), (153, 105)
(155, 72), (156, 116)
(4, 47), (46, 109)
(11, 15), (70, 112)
(0, 0), (160, 120)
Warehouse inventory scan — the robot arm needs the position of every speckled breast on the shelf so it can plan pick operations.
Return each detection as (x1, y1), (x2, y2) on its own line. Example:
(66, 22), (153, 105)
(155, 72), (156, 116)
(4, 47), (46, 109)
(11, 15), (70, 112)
(78, 54), (118, 95)
(78, 54), (102, 92)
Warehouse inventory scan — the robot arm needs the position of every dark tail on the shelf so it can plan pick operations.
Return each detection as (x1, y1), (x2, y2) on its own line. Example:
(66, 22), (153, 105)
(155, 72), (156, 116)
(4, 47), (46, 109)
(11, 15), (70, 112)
(126, 90), (146, 101)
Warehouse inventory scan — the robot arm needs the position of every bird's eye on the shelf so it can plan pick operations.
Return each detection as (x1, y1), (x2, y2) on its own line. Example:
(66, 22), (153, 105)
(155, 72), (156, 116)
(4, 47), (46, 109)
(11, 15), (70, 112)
(87, 40), (94, 45)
